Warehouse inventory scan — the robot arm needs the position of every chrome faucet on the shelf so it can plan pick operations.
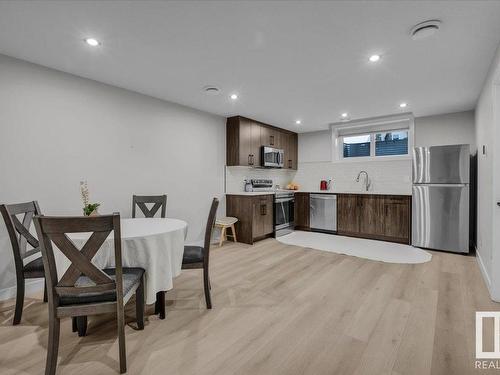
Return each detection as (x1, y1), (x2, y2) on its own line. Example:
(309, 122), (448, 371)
(356, 171), (371, 191)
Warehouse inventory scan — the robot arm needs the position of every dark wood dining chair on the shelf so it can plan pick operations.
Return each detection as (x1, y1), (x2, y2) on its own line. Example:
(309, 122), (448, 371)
(182, 198), (219, 309)
(132, 195), (167, 218)
(0, 201), (47, 325)
(33, 213), (145, 375)
(132, 194), (168, 318)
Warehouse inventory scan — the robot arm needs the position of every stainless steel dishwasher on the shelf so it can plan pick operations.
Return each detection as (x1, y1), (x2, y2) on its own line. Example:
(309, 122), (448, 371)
(310, 194), (337, 233)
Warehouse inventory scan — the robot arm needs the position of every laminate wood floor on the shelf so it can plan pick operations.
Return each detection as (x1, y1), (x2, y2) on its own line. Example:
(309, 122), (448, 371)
(0, 238), (498, 375)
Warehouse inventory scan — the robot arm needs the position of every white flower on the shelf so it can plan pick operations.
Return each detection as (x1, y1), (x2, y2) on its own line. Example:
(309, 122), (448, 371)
(80, 180), (89, 207)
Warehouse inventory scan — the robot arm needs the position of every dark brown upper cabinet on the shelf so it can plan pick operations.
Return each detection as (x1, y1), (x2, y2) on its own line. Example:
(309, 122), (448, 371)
(283, 132), (298, 170)
(226, 116), (297, 169)
(227, 116), (261, 167)
(261, 126), (282, 148)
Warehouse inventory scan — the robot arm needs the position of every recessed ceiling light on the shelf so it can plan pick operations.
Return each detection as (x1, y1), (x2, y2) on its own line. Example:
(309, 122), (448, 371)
(230, 94), (238, 100)
(295, 120), (301, 125)
(399, 102), (408, 108)
(341, 113), (349, 118)
(84, 38), (100, 47)
(369, 54), (381, 62)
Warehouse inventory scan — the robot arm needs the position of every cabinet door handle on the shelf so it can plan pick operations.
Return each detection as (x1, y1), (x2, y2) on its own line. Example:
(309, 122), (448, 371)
(288, 159), (292, 168)
(270, 135), (274, 146)
(248, 154), (252, 165)
(260, 204), (267, 215)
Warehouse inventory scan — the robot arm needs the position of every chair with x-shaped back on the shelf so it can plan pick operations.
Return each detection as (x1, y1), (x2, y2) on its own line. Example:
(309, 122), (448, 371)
(0, 201), (47, 325)
(34, 213), (145, 375)
(132, 195), (167, 218)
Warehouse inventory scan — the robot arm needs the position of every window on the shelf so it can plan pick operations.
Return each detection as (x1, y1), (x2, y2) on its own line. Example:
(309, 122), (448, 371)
(341, 130), (408, 159)
(375, 130), (408, 156)
(332, 114), (414, 161)
(343, 134), (371, 158)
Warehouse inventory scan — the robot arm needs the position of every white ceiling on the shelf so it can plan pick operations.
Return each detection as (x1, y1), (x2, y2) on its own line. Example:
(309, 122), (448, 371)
(1, 1), (500, 132)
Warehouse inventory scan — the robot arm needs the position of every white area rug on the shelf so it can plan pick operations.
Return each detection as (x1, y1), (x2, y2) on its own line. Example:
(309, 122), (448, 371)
(277, 231), (432, 264)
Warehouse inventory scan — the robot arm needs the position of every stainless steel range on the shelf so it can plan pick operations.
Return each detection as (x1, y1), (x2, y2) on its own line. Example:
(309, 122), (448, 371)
(244, 179), (295, 237)
(274, 191), (294, 237)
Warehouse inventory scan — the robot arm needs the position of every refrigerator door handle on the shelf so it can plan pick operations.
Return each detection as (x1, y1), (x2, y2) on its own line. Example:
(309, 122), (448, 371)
(414, 183), (468, 187)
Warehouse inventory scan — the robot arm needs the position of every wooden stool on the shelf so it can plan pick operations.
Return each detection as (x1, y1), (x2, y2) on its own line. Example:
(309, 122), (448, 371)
(215, 217), (238, 247)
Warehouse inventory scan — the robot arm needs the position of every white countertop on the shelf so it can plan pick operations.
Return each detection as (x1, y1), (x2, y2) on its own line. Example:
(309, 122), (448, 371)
(226, 190), (411, 196)
(226, 191), (276, 196)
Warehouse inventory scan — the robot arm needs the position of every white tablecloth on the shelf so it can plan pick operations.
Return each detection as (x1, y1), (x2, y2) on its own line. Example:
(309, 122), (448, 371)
(54, 218), (188, 304)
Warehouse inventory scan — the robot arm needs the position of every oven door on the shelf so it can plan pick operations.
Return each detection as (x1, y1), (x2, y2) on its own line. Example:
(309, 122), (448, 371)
(274, 196), (295, 236)
(262, 147), (284, 168)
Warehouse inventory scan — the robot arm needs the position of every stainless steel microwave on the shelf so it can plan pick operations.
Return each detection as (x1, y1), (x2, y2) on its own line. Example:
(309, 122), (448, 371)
(262, 146), (284, 168)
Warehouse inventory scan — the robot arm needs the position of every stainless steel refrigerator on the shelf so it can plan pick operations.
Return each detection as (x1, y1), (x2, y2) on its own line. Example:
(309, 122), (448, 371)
(412, 144), (470, 253)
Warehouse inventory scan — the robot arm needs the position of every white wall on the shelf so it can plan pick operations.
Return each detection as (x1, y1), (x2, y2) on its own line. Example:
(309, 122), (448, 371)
(415, 111), (476, 153)
(0, 54), (226, 298)
(475, 44), (500, 301)
(298, 130), (332, 163)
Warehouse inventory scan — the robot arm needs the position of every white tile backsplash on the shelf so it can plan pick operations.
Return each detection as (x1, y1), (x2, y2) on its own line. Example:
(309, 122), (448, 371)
(225, 166), (297, 192)
(293, 159), (412, 195)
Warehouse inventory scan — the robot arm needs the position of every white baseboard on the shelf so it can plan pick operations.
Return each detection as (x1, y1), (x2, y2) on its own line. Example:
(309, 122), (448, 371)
(0, 279), (44, 302)
(475, 248), (500, 302)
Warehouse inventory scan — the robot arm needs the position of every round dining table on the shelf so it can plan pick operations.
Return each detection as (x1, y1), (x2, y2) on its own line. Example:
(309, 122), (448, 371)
(54, 218), (188, 308)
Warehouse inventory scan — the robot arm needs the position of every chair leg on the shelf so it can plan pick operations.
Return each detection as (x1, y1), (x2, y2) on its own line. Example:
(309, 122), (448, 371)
(136, 277), (145, 330)
(231, 224), (237, 242)
(76, 316), (87, 337)
(43, 280), (48, 303)
(219, 227), (226, 247)
(45, 315), (60, 375)
(203, 268), (212, 309)
(72, 317), (77, 332)
(117, 303), (127, 374)
(156, 291), (166, 320)
(13, 278), (25, 325)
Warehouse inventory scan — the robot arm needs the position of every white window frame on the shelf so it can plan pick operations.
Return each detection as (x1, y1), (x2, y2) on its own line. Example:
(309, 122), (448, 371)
(330, 113), (414, 163)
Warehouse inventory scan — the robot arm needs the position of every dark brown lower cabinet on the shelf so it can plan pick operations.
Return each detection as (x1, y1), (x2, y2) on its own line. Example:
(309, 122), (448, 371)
(337, 194), (411, 244)
(359, 195), (385, 237)
(382, 196), (411, 242)
(336, 194), (359, 234)
(226, 194), (274, 244)
(294, 192), (310, 230)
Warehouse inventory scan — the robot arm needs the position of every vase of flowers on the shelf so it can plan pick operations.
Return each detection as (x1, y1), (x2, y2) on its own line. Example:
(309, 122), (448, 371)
(80, 180), (100, 216)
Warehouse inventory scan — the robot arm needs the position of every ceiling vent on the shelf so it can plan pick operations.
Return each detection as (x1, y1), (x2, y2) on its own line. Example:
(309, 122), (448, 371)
(203, 86), (220, 95)
(410, 20), (442, 40)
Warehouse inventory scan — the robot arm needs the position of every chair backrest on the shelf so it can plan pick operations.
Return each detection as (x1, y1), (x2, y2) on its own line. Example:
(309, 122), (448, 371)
(202, 198), (219, 263)
(132, 195), (167, 218)
(0, 201), (42, 266)
(33, 213), (123, 305)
